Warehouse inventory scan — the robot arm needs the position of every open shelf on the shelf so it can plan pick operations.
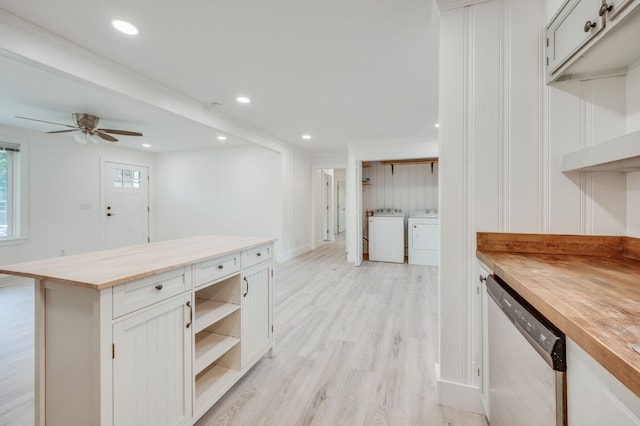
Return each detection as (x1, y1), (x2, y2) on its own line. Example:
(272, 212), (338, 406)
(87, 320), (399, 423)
(194, 331), (240, 375)
(194, 299), (240, 333)
(561, 130), (640, 173)
(195, 365), (241, 412)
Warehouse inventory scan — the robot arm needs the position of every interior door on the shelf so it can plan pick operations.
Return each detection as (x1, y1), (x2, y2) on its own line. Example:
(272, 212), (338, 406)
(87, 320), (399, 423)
(355, 160), (363, 266)
(337, 180), (346, 233)
(322, 173), (331, 241)
(104, 161), (149, 249)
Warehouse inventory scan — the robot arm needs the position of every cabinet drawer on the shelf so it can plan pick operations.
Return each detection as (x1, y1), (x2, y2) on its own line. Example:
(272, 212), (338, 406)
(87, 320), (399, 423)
(193, 253), (240, 287)
(242, 244), (272, 269)
(113, 267), (191, 318)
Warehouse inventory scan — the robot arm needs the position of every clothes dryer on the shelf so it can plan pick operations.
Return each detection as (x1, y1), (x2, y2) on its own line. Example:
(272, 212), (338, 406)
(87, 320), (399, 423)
(408, 209), (439, 266)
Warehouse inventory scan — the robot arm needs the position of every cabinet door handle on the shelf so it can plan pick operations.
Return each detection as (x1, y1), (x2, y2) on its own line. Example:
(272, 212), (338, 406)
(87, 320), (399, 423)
(599, 3), (612, 16)
(155, 284), (163, 291)
(584, 20), (597, 32)
(186, 301), (192, 328)
(243, 277), (249, 297)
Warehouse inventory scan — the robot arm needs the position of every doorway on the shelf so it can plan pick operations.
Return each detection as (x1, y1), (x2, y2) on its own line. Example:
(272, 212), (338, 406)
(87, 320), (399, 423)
(104, 161), (150, 249)
(337, 180), (346, 234)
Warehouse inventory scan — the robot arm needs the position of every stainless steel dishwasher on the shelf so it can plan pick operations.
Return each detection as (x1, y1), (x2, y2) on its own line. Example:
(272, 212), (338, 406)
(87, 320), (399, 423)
(486, 274), (566, 426)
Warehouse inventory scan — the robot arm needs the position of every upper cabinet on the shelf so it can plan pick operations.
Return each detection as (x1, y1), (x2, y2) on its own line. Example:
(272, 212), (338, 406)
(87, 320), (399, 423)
(546, 0), (640, 82)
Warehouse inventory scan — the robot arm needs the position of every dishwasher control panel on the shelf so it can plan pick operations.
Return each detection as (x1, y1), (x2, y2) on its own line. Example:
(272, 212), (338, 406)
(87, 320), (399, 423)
(487, 274), (566, 371)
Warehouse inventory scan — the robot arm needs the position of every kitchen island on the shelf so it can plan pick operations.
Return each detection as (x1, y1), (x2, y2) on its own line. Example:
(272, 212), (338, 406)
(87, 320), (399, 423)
(477, 232), (640, 424)
(0, 235), (275, 426)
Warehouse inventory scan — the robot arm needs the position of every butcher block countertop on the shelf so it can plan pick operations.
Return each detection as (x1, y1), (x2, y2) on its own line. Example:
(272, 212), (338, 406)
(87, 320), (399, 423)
(0, 235), (274, 290)
(477, 232), (640, 399)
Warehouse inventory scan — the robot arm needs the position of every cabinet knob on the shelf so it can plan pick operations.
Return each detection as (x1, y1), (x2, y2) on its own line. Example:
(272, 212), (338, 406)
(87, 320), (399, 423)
(256, 252), (262, 257)
(584, 20), (597, 32)
(217, 264), (224, 270)
(599, 3), (613, 16)
(479, 275), (487, 283)
(155, 284), (163, 290)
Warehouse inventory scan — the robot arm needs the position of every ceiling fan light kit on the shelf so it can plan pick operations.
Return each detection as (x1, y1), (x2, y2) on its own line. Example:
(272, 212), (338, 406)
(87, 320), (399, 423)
(15, 113), (143, 144)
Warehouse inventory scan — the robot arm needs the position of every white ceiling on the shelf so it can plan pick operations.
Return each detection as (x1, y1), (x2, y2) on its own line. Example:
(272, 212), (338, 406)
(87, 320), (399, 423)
(0, 0), (440, 155)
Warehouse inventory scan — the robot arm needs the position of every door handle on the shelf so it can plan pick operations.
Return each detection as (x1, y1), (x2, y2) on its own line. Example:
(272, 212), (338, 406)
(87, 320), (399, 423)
(186, 301), (192, 328)
(243, 277), (249, 297)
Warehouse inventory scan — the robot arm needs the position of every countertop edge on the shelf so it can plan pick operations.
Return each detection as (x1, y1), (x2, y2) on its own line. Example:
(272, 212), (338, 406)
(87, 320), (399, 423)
(0, 236), (276, 290)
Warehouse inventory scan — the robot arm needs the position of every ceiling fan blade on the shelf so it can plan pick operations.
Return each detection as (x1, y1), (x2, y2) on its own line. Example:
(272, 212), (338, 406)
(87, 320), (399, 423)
(97, 128), (143, 136)
(47, 129), (80, 134)
(15, 116), (77, 128)
(96, 131), (118, 142)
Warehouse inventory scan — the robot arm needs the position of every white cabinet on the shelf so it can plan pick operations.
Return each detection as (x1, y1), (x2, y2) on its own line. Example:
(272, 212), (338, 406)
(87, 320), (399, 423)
(567, 338), (640, 425)
(20, 237), (275, 426)
(113, 294), (192, 426)
(546, 0), (603, 76)
(546, 0), (640, 82)
(475, 259), (492, 419)
(241, 261), (273, 367)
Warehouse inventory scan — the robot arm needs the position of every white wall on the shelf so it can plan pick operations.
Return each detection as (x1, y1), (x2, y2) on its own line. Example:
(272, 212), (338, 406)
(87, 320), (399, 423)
(346, 141), (439, 263)
(0, 125), (155, 265)
(439, 0), (627, 412)
(154, 145), (283, 254)
(362, 161), (438, 212)
(626, 62), (640, 237)
(280, 148), (313, 261)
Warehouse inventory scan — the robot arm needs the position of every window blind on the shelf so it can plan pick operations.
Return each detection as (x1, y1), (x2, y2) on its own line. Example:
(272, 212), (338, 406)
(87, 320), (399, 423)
(0, 141), (20, 152)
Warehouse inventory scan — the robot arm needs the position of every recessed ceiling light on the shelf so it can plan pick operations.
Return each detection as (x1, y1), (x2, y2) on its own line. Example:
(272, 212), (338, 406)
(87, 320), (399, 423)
(236, 96), (251, 104)
(435, 123), (440, 128)
(142, 143), (151, 148)
(217, 135), (227, 141)
(302, 134), (312, 140)
(112, 19), (139, 35)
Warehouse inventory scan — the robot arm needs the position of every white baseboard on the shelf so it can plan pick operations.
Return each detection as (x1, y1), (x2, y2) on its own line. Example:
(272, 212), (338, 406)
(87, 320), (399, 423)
(437, 378), (485, 415)
(277, 245), (311, 263)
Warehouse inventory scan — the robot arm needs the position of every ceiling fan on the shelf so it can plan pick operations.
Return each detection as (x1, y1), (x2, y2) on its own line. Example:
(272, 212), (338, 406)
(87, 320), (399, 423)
(15, 113), (143, 143)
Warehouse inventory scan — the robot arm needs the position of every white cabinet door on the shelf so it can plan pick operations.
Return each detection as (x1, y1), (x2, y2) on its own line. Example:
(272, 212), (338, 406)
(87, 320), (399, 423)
(241, 262), (272, 367)
(113, 294), (192, 426)
(567, 338), (640, 425)
(547, 0), (603, 75)
(606, 0), (638, 21)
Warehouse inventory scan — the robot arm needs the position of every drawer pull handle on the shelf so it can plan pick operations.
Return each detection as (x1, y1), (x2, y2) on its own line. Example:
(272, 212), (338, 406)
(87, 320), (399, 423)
(155, 284), (163, 291)
(584, 20), (596, 32)
(186, 301), (192, 328)
(218, 264), (224, 270)
(599, 3), (612, 16)
(256, 252), (262, 257)
(243, 277), (249, 298)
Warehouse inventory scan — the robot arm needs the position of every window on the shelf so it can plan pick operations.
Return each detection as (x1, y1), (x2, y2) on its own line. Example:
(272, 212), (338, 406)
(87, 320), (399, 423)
(0, 140), (21, 240)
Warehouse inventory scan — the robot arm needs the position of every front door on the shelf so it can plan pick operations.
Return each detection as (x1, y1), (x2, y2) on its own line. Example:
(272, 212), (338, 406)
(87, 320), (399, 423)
(104, 161), (149, 249)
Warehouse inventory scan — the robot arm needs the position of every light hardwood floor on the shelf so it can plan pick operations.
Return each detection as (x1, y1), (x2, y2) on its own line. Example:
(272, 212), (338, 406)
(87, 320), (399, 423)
(0, 236), (488, 426)
(0, 279), (34, 425)
(197, 236), (488, 426)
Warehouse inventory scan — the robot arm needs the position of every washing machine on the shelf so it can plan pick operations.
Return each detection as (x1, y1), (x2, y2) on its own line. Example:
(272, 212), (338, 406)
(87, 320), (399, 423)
(368, 208), (405, 263)
(408, 209), (439, 266)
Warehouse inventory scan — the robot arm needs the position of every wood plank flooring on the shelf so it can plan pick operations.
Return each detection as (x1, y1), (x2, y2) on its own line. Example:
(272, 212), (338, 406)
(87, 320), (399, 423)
(0, 236), (488, 426)
(0, 278), (34, 426)
(197, 236), (488, 426)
